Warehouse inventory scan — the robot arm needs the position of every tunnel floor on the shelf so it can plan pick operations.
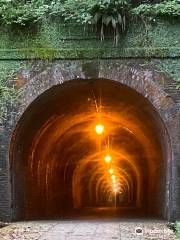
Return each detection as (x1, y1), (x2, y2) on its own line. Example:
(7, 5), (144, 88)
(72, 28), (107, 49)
(0, 220), (176, 240)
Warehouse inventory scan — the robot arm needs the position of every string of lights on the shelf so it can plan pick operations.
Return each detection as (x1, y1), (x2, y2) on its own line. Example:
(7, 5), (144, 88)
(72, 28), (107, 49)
(91, 87), (122, 206)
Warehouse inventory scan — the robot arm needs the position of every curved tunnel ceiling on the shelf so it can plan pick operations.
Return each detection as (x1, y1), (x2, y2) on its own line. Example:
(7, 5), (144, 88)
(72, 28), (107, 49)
(11, 79), (169, 220)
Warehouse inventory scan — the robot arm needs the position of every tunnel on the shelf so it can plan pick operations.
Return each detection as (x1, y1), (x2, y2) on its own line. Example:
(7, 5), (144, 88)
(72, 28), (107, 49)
(10, 79), (170, 220)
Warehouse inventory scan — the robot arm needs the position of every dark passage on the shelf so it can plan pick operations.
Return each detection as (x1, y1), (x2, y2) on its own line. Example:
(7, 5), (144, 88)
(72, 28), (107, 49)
(10, 79), (169, 220)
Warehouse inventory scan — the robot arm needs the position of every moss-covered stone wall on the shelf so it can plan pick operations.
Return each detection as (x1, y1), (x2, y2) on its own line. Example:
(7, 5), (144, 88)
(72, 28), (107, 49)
(0, 19), (179, 59)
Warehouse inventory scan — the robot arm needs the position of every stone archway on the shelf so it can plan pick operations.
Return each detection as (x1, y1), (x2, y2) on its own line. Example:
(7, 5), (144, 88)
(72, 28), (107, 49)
(4, 60), (179, 221)
(10, 77), (171, 220)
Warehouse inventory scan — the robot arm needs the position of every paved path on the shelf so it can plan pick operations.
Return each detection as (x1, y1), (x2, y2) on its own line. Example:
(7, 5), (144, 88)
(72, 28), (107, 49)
(0, 220), (177, 240)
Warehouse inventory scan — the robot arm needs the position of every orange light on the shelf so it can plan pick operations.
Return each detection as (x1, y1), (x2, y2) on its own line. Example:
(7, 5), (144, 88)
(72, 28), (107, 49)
(95, 124), (104, 135)
(109, 168), (114, 174)
(104, 155), (111, 163)
(114, 188), (117, 193)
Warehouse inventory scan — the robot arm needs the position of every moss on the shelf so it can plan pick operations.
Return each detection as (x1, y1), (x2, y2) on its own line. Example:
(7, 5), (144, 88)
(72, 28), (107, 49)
(0, 61), (27, 123)
(0, 19), (179, 50)
(152, 58), (180, 88)
(0, 47), (179, 60)
(0, 18), (179, 60)
(29, 48), (56, 61)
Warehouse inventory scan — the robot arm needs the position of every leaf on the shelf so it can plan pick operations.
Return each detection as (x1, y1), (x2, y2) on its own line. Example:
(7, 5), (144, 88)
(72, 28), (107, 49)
(94, 12), (101, 23)
(103, 15), (112, 26)
(122, 15), (126, 31)
(118, 13), (122, 24)
(111, 17), (116, 29)
(101, 22), (104, 41)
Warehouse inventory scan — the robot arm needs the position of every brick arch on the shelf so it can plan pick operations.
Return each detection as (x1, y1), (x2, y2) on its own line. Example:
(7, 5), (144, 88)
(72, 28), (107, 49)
(17, 60), (179, 118)
(1, 59), (179, 221)
(8, 60), (180, 220)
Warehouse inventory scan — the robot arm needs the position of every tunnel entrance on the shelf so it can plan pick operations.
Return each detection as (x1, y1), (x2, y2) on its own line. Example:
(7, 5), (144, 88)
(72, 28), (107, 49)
(10, 79), (170, 220)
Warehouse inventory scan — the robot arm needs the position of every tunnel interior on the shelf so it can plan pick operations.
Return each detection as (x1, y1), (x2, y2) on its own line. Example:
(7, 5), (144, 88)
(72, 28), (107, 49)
(10, 79), (170, 220)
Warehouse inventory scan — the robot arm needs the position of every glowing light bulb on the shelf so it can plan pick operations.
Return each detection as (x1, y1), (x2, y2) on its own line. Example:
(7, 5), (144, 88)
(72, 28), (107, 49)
(111, 175), (116, 180)
(112, 179), (116, 183)
(109, 168), (114, 174)
(104, 155), (111, 163)
(95, 124), (104, 135)
(114, 188), (117, 193)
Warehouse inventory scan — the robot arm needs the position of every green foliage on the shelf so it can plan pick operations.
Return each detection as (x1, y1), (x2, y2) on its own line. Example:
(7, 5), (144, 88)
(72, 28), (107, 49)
(0, 0), (179, 42)
(0, 0), (132, 44)
(0, 0), (50, 25)
(55, 0), (131, 44)
(49, 0), (63, 16)
(132, 0), (180, 17)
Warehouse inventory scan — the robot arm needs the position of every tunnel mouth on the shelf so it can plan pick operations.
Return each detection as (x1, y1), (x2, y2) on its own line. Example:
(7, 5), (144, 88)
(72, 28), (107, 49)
(10, 79), (170, 221)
